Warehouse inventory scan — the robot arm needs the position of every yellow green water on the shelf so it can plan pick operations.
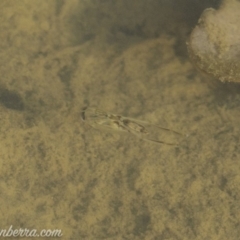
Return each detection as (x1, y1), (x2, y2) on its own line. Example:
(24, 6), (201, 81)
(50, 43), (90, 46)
(0, 1), (239, 239)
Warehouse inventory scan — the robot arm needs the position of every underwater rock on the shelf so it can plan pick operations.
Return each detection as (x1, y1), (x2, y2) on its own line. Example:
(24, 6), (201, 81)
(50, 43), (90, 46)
(187, 0), (240, 83)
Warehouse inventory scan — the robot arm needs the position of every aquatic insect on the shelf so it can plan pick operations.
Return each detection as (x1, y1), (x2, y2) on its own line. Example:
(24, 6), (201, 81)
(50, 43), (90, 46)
(81, 107), (184, 146)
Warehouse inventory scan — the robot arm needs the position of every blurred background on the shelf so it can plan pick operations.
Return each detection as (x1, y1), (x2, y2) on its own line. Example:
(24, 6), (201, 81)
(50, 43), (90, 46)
(2, 0), (240, 239)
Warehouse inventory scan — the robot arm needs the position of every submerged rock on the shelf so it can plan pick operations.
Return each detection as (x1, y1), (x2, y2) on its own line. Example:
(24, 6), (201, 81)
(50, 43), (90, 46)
(188, 0), (240, 83)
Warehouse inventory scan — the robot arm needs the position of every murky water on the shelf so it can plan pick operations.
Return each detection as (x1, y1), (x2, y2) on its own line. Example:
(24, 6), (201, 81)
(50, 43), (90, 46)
(1, 1), (240, 239)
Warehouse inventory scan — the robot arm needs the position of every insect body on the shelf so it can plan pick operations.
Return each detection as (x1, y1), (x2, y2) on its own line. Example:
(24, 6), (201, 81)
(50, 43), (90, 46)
(81, 107), (184, 146)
